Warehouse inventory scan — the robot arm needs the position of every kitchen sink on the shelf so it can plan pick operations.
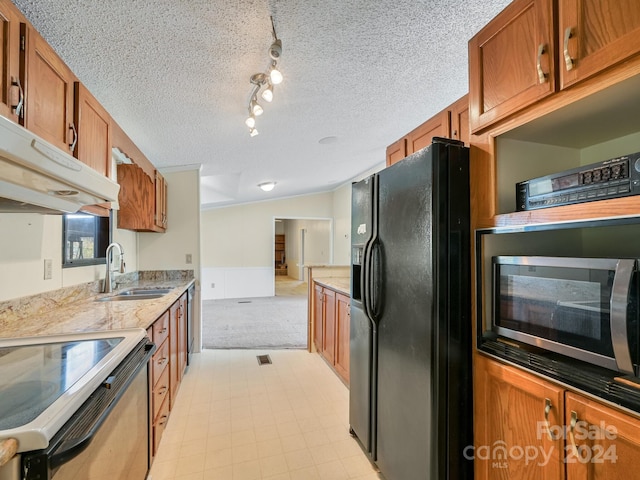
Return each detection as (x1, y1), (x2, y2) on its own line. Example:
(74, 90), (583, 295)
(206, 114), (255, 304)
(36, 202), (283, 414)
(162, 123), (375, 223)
(118, 288), (173, 296)
(95, 294), (165, 302)
(95, 288), (173, 302)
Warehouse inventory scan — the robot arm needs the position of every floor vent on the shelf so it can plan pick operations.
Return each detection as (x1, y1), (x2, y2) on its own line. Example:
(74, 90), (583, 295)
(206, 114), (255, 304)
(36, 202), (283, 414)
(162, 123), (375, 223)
(257, 354), (272, 366)
(238, 300), (252, 304)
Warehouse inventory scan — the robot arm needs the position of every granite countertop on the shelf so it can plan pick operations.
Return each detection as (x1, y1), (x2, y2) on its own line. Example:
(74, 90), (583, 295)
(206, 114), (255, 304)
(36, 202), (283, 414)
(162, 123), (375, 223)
(0, 274), (195, 340)
(314, 277), (350, 295)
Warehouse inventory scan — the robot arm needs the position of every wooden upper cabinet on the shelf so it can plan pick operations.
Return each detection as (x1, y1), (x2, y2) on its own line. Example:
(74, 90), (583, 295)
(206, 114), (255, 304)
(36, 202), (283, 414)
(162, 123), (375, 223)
(559, 0), (640, 89)
(386, 95), (468, 167)
(73, 82), (111, 177)
(406, 108), (450, 155)
(386, 138), (406, 167)
(565, 392), (640, 480)
(469, 0), (556, 133)
(20, 24), (76, 153)
(449, 94), (470, 146)
(117, 162), (155, 231)
(113, 120), (167, 233)
(0, 0), (22, 123)
(474, 354), (565, 480)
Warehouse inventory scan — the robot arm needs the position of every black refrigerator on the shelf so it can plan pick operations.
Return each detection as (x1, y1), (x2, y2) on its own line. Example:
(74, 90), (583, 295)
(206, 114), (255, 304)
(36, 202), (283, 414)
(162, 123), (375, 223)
(349, 137), (472, 480)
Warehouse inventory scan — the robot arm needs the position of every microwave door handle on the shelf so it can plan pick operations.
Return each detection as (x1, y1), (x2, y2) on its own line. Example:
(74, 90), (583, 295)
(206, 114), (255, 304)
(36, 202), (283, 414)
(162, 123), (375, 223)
(610, 259), (636, 375)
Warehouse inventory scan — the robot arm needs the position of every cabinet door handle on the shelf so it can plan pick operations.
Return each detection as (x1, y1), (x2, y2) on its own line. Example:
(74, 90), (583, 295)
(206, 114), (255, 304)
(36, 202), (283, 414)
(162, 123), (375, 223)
(157, 386), (168, 395)
(543, 398), (554, 440)
(564, 27), (575, 71)
(569, 410), (579, 455)
(69, 122), (78, 152)
(536, 44), (548, 83)
(10, 76), (24, 118)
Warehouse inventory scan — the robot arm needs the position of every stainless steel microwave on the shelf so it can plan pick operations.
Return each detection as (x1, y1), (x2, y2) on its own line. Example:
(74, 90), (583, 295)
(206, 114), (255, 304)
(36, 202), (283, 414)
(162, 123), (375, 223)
(492, 256), (639, 376)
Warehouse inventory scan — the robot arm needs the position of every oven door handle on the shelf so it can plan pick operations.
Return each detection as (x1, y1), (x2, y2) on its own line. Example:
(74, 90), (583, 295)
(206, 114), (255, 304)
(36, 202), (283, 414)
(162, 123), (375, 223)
(610, 259), (636, 375)
(24, 341), (155, 477)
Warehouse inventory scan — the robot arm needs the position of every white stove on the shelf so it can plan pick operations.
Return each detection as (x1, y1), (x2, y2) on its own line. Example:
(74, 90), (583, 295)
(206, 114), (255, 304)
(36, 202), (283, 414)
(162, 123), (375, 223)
(0, 329), (146, 453)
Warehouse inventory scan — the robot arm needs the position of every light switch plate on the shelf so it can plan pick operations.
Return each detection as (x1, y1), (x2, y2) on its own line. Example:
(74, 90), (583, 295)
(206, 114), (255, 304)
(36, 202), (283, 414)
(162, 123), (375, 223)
(44, 259), (52, 280)
(186, 254), (192, 264)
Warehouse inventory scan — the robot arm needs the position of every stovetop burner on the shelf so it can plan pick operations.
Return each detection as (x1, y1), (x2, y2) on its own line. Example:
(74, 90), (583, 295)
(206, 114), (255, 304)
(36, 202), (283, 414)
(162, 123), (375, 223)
(0, 329), (146, 453)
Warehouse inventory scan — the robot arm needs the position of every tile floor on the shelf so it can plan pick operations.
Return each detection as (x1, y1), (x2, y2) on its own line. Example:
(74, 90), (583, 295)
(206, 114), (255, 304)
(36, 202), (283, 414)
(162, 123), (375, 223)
(148, 349), (381, 480)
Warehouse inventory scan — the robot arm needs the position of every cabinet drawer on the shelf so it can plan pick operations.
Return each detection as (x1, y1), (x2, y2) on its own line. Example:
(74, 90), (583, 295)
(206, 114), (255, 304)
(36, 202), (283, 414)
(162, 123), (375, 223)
(151, 338), (169, 387)
(152, 310), (170, 347)
(153, 393), (170, 455)
(152, 365), (170, 421)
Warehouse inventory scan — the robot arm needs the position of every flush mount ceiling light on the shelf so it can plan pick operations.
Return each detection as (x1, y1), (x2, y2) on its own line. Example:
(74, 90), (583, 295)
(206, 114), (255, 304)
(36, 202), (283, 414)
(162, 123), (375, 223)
(246, 16), (282, 136)
(258, 181), (276, 192)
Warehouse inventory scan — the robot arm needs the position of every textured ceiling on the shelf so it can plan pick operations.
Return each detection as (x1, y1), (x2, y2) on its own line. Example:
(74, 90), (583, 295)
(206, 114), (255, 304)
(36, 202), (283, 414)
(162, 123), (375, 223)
(12, 0), (511, 208)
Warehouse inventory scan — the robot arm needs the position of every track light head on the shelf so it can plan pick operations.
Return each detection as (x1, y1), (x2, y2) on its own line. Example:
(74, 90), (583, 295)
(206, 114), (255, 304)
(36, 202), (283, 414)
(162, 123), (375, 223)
(269, 39), (282, 60)
(261, 85), (273, 102)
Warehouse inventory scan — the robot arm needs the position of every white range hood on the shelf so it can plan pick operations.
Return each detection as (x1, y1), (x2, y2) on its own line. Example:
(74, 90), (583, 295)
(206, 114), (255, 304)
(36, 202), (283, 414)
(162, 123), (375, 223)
(0, 115), (120, 214)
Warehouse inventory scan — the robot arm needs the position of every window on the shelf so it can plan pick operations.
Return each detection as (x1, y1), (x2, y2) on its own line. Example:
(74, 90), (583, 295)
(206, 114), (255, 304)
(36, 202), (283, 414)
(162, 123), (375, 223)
(62, 213), (110, 267)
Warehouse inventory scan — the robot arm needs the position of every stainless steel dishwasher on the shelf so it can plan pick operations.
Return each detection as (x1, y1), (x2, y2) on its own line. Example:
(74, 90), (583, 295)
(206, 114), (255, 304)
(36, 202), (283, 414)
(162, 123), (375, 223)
(0, 329), (154, 480)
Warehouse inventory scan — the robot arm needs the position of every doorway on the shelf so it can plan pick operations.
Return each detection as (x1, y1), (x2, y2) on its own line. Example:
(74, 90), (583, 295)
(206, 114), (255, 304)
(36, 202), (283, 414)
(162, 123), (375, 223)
(274, 217), (333, 288)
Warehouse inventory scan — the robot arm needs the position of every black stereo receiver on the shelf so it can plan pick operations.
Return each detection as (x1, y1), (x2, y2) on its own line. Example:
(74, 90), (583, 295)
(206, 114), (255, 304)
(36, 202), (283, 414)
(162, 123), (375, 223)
(516, 151), (640, 211)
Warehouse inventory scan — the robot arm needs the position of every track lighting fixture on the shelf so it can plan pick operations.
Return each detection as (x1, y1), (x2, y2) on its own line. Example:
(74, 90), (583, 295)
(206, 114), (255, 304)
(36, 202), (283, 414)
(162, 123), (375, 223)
(246, 16), (282, 136)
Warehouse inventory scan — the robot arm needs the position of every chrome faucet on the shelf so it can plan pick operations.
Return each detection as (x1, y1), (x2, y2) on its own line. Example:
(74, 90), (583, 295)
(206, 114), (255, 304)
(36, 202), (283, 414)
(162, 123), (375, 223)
(103, 242), (125, 293)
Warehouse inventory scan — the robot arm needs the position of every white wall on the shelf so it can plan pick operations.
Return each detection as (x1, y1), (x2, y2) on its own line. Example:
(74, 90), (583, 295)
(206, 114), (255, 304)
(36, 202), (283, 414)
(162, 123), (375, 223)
(201, 192), (335, 299)
(283, 219), (332, 281)
(332, 182), (352, 266)
(138, 168), (201, 276)
(0, 210), (139, 302)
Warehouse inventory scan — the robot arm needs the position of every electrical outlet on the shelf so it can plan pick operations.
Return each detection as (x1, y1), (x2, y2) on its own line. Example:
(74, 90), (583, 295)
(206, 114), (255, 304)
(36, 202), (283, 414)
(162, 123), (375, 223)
(186, 253), (192, 264)
(44, 259), (52, 280)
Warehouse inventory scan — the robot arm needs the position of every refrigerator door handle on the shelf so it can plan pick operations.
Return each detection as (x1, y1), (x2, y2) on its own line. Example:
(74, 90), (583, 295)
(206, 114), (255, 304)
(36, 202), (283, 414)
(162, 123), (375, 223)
(362, 238), (374, 320)
(369, 239), (383, 321)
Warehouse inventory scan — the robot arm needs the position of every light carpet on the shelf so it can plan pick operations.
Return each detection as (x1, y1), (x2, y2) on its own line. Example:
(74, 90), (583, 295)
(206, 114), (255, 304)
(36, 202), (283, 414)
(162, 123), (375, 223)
(202, 296), (308, 349)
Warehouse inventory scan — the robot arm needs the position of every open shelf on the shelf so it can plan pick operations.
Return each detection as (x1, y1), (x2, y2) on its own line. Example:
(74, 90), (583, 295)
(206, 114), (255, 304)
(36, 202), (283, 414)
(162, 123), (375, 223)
(489, 74), (640, 227)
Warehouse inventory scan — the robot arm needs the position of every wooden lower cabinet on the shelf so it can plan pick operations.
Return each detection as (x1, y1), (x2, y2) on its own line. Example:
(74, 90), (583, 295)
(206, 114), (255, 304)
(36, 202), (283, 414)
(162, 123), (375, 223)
(147, 291), (189, 457)
(475, 354), (640, 480)
(312, 281), (349, 384)
(565, 392), (640, 480)
(475, 354), (565, 480)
